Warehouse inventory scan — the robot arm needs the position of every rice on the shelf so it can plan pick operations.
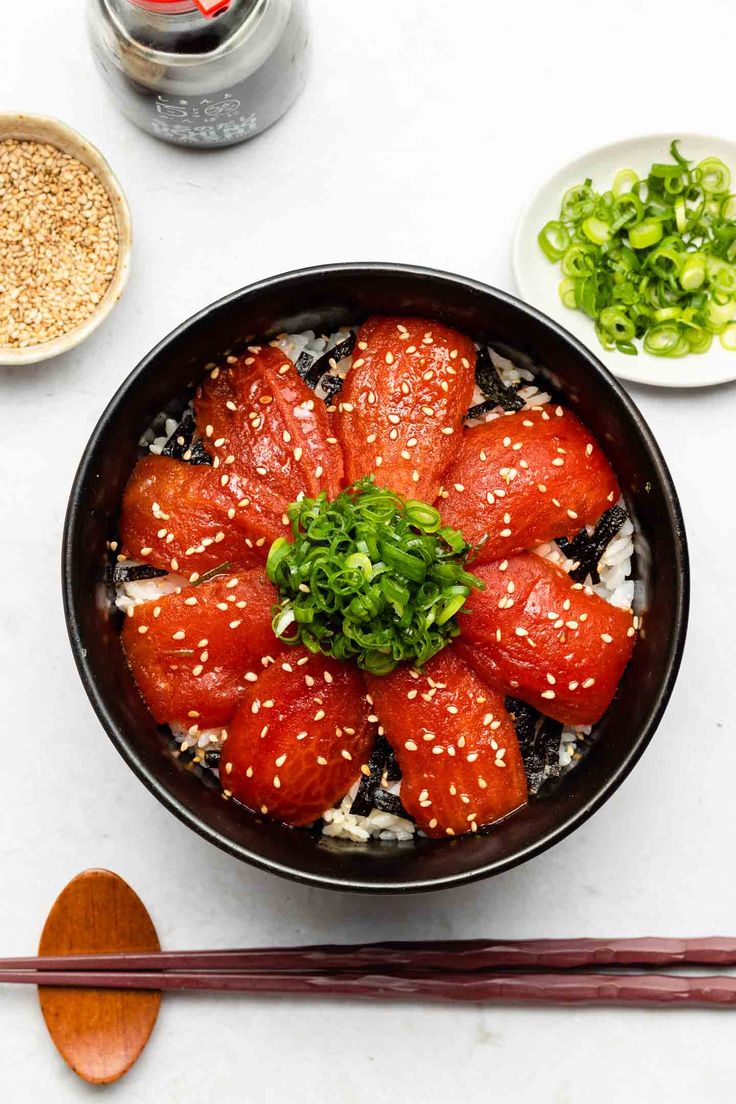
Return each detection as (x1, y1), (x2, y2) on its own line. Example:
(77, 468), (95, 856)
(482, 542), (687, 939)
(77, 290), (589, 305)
(322, 780), (415, 842)
(114, 569), (186, 615)
(117, 329), (636, 841)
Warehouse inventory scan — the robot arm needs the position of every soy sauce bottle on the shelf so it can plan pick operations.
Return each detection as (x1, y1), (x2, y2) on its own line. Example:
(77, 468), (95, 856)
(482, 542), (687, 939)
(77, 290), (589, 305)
(88, 0), (309, 149)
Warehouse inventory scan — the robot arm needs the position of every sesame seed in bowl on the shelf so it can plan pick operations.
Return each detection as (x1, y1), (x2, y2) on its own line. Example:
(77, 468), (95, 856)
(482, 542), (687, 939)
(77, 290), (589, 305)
(0, 114), (131, 367)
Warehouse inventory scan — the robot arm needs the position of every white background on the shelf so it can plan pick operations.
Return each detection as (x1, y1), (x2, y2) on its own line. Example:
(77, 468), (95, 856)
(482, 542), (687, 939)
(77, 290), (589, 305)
(2, 0), (736, 1100)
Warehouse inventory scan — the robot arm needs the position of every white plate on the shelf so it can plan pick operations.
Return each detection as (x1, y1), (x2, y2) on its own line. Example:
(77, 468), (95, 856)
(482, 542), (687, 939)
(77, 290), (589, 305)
(512, 133), (736, 388)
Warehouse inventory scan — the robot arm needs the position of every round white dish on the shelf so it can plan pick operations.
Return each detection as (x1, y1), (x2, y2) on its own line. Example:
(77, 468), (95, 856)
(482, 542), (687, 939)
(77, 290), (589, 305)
(512, 133), (736, 388)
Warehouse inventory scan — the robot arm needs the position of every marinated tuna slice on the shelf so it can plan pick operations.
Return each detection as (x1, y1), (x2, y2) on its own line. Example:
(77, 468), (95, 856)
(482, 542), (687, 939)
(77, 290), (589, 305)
(335, 316), (476, 501)
(119, 455), (262, 575)
(439, 405), (619, 562)
(222, 651), (374, 826)
(121, 569), (279, 729)
(366, 650), (527, 838)
(456, 554), (636, 726)
(194, 346), (344, 546)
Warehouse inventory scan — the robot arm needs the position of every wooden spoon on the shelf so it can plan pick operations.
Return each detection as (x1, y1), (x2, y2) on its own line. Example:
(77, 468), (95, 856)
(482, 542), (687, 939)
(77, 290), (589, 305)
(38, 869), (161, 1084)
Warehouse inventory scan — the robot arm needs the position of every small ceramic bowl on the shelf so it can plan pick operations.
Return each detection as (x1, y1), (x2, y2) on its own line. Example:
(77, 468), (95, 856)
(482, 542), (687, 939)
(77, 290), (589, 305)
(0, 114), (132, 367)
(63, 264), (690, 893)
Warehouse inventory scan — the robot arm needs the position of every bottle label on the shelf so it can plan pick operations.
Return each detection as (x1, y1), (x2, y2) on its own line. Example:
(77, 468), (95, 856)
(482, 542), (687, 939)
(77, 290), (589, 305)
(150, 92), (257, 146)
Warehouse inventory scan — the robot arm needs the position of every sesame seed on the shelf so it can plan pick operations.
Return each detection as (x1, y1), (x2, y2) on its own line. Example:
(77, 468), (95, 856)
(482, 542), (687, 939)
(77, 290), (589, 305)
(404, 740), (418, 751)
(541, 689), (556, 699)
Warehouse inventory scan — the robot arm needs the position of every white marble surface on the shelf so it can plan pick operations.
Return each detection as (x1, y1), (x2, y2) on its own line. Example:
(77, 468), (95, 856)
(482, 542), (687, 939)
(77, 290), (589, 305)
(2, 0), (736, 1099)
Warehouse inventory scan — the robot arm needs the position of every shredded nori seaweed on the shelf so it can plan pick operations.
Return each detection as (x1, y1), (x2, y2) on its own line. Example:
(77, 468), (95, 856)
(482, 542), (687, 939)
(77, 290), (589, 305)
(295, 350), (313, 379)
(349, 735), (392, 818)
(466, 398), (500, 420)
(161, 409), (212, 466)
(371, 788), (410, 820)
(320, 373), (344, 404)
(473, 346), (525, 413)
(302, 333), (357, 389)
(112, 562), (168, 585)
(505, 697), (562, 795)
(384, 747), (402, 783)
(349, 735), (405, 819)
(505, 696), (539, 750)
(555, 505), (628, 584)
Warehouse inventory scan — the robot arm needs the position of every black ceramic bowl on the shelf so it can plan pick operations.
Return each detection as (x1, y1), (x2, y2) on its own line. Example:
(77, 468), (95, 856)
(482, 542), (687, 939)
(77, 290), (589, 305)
(63, 263), (688, 892)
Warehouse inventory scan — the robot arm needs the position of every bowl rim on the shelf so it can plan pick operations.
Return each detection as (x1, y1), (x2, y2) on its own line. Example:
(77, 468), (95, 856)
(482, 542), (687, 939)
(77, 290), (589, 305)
(62, 262), (690, 893)
(0, 113), (132, 367)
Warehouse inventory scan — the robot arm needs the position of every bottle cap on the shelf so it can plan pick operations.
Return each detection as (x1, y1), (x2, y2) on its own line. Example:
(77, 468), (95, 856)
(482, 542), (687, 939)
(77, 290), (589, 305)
(128, 0), (230, 16)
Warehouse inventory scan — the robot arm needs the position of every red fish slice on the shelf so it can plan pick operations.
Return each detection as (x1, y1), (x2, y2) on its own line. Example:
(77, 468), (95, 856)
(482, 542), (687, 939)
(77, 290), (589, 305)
(195, 346), (344, 547)
(119, 455), (262, 576)
(456, 554), (636, 726)
(335, 316), (476, 501)
(121, 569), (279, 729)
(366, 650), (527, 838)
(222, 651), (374, 826)
(439, 405), (619, 562)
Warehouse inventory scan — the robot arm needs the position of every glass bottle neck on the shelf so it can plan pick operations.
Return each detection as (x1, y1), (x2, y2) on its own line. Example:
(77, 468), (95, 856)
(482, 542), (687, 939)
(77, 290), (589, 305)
(109, 0), (256, 53)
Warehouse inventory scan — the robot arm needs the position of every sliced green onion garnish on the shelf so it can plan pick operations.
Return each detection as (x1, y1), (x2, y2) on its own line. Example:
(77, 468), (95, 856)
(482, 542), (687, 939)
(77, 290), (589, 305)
(561, 243), (596, 278)
(679, 253), (706, 291)
(581, 216), (612, 245)
(697, 157), (731, 195)
(537, 138), (736, 359)
(537, 220), (570, 261)
(721, 195), (736, 221)
(558, 277), (577, 308)
(629, 220), (664, 250)
(267, 478), (484, 674)
(643, 323), (688, 357)
(612, 168), (638, 196)
(720, 324), (736, 351)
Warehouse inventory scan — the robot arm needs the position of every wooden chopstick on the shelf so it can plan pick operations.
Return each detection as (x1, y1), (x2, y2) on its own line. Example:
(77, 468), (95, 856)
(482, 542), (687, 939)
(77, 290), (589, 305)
(3, 937), (736, 974)
(3, 967), (736, 1006)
